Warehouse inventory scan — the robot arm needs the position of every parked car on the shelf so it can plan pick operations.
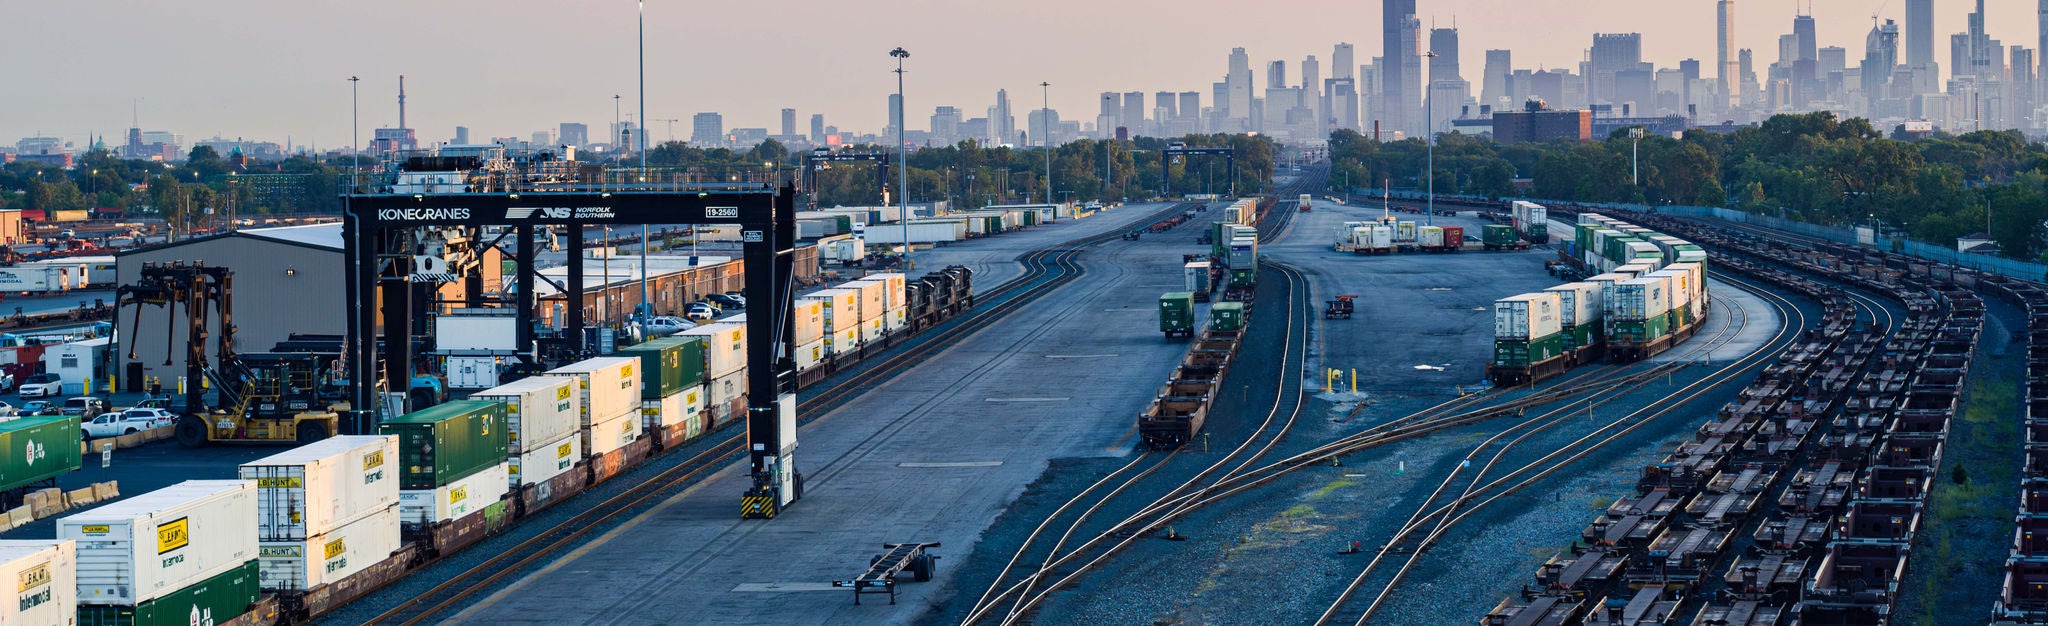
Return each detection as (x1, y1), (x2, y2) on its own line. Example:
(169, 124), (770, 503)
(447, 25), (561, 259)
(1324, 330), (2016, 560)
(0, 371), (14, 392)
(684, 302), (720, 321)
(60, 397), (106, 417)
(81, 409), (172, 438)
(20, 401), (52, 416)
(706, 293), (745, 309)
(0, 401), (17, 418)
(639, 316), (695, 337)
(16, 373), (60, 398)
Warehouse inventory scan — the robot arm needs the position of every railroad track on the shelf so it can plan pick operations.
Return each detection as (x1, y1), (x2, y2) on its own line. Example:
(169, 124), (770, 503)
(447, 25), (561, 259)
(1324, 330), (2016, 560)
(357, 202), (1201, 625)
(1314, 268), (1805, 625)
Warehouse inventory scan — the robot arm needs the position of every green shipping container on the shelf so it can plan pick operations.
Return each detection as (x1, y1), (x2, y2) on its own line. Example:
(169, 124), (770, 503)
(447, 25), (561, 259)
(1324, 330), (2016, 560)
(617, 337), (706, 399)
(1159, 292), (1195, 334)
(1211, 302), (1247, 332)
(0, 415), (82, 491)
(1560, 324), (1600, 350)
(1482, 225), (1517, 246)
(1493, 333), (1569, 367)
(1606, 315), (1672, 345)
(78, 560), (259, 626)
(1229, 267), (1257, 288)
(1525, 223), (1548, 243)
(1575, 224), (1594, 253)
(381, 400), (509, 489)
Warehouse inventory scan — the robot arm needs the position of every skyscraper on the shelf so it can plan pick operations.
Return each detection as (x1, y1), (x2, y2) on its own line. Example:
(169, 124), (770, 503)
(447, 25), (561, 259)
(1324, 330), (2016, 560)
(1334, 43), (1355, 80)
(1122, 91), (1146, 135)
(1227, 47), (1253, 122)
(559, 123), (588, 148)
(1383, 0), (1420, 137)
(992, 89), (1015, 144)
(1156, 91), (1178, 121)
(780, 109), (796, 138)
(1179, 92), (1201, 128)
(1590, 33), (1644, 104)
(810, 114), (825, 144)
(1968, 0), (1992, 79)
(691, 112), (723, 146)
(1906, 0), (1934, 68)
(1863, 19), (1900, 115)
(1718, 1), (1739, 109)
(2040, 1), (2048, 102)
(1268, 60), (1288, 89)
(1302, 55), (1321, 134)
(1429, 28), (1461, 81)
(1482, 50), (1512, 108)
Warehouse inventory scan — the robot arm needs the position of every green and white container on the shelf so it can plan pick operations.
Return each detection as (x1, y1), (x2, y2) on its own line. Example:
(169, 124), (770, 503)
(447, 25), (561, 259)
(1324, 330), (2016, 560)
(641, 385), (706, 432)
(1494, 293), (1563, 342)
(398, 462), (509, 526)
(76, 559), (259, 626)
(0, 415), (82, 491)
(509, 434), (580, 489)
(380, 401), (509, 490)
(1211, 302), (1247, 332)
(615, 337), (705, 400)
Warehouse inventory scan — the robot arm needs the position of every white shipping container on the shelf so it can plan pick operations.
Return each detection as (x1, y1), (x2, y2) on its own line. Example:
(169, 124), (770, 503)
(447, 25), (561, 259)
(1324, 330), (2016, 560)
(859, 315), (886, 343)
(1395, 221), (1417, 243)
(0, 540), (75, 625)
(801, 288), (862, 332)
(583, 410), (644, 457)
(63, 480), (258, 606)
(508, 433), (580, 488)
(398, 463), (509, 526)
(1418, 226), (1445, 248)
(706, 369), (746, 421)
(894, 220), (969, 243)
(790, 299), (825, 347)
(822, 324), (860, 355)
(840, 280), (888, 322)
(0, 267), (70, 293)
(678, 322), (746, 378)
(794, 339), (826, 371)
(1185, 262), (1211, 293)
(1609, 276), (1673, 321)
(239, 435), (400, 541)
(469, 375), (580, 453)
(1650, 269), (1692, 311)
(640, 385), (705, 430)
(859, 273), (909, 310)
(885, 306), (907, 332)
(543, 357), (642, 427)
(256, 504), (401, 591)
(433, 309), (520, 352)
(1367, 226), (1393, 249)
(1544, 283), (1601, 327)
(1493, 293), (1562, 341)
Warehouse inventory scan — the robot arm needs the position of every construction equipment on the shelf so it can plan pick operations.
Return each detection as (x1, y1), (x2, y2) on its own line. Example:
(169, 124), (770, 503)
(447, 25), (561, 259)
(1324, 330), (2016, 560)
(116, 262), (344, 447)
(1324, 295), (1356, 320)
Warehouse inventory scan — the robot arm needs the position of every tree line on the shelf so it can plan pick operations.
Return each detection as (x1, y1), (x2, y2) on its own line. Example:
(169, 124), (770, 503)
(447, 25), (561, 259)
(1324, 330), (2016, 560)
(1326, 112), (2048, 261)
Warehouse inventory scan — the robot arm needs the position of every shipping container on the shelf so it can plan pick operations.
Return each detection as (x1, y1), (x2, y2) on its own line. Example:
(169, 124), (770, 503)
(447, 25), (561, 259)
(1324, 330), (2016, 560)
(0, 540), (74, 625)
(1608, 275), (1673, 322)
(838, 280), (888, 323)
(801, 288), (861, 332)
(1482, 224), (1517, 247)
(1442, 226), (1464, 248)
(1494, 334), (1569, 367)
(583, 410), (644, 457)
(542, 357), (642, 425)
(1418, 226), (1445, 248)
(77, 559), (259, 626)
(62, 480), (257, 606)
(380, 401), (509, 490)
(678, 322), (746, 379)
(468, 375), (580, 454)
(1159, 293), (1195, 336)
(1544, 283), (1601, 328)
(789, 299), (826, 347)
(0, 267), (72, 293)
(0, 415), (82, 492)
(1365, 226), (1393, 251)
(1624, 241), (1665, 267)
(397, 462), (508, 527)
(508, 433), (580, 488)
(1184, 262), (1212, 296)
(431, 308), (520, 352)
(255, 504), (400, 591)
(1394, 221), (1417, 243)
(238, 436), (400, 542)
(613, 338), (705, 400)
(641, 385), (705, 432)
(891, 220), (970, 243)
(705, 370), (746, 426)
(1211, 302), (1247, 332)
(794, 339), (826, 371)
(1494, 293), (1563, 341)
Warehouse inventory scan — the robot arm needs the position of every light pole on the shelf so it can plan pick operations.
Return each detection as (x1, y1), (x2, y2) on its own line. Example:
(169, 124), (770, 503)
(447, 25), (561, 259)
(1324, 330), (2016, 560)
(637, 0), (649, 321)
(1629, 127), (1646, 187)
(1041, 81), (1052, 206)
(892, 47), (912, 268)
(349, 76), (360, 192)
(1424, 51), (1437, 227)
(1103, 94), (1113, 202)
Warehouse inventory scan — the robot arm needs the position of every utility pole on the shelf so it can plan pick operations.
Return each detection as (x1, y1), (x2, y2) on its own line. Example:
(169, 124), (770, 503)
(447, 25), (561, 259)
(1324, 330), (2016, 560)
(1629, 127), (1646, 187)
(638, 0), (650, 322)
(1041, 82), (1053, 206)
(892, 47), (912, 268)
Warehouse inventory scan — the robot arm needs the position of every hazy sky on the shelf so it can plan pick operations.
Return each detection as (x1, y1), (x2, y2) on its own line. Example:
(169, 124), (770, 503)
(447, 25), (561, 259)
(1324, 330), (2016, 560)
(7, 0), (2038, 148)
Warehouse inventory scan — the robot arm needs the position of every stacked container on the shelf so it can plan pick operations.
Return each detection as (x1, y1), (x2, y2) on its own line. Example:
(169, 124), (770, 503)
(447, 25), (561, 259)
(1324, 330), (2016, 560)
(839, 279), (889, 343)
(1544, 282), (1604, 350)
(801, 288), (862, 356)
(1492, 293), (1565, 368)
(0, 540), (74, 624)
(856, 273), (909, 333)
(1607, 275), (1674, 343)
(239, 436), (402, 592)
(617, 337), (710, 445)
(544, 357), (645, 461)
(380, 401), (510, 528)
(63, 480), (260, 623)
(469, 376), (581, 489)
(680, 323), (746, 426)
(789, 299), (827, 370)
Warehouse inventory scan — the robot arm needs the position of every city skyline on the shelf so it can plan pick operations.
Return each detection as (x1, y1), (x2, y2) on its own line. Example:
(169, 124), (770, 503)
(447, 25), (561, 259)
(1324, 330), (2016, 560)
(5, 0), (2040, 147)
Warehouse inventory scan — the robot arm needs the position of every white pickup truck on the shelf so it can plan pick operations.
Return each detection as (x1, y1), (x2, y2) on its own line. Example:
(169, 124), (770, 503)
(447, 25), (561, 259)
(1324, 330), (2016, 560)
(81, 408), (175, 438)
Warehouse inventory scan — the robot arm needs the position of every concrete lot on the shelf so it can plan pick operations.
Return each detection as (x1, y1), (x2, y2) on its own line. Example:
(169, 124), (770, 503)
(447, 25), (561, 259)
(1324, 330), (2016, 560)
(444, 205), (1212, 625)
